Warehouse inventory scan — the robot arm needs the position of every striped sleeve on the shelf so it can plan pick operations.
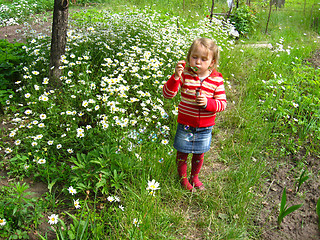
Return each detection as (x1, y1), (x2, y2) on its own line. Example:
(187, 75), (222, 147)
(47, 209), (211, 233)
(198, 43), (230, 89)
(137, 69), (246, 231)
(162, 74), (181, 99)
(205, 78), (227, 113)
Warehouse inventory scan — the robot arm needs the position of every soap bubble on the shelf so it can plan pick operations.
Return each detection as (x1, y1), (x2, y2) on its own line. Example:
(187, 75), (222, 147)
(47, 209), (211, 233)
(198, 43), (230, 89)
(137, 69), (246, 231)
(186, 132), (193, 141)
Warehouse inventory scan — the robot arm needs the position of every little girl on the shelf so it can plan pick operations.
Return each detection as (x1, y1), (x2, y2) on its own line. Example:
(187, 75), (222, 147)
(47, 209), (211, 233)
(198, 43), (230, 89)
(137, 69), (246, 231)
(163, 38), (227, 191)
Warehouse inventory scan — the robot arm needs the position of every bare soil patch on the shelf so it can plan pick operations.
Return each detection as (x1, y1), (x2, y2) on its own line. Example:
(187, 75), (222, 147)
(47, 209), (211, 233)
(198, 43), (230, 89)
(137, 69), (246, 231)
(254, 47), (320, 240)
(257, 151), (320, 240)
(0, 18), (52, 43)
(306, 49), (320, 69)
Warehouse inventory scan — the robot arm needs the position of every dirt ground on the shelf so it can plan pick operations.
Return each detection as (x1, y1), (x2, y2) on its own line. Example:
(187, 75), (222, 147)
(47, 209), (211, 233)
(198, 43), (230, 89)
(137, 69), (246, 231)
(0, 21), (52, 43)
(255, 45), (320, 240)
(257, 151), (320, 240)
(1, 18), (320, 240)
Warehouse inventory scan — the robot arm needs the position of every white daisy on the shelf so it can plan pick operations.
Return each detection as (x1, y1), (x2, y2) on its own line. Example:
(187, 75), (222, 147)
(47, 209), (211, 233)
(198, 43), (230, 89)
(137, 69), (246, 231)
(48, 214), (58, 225)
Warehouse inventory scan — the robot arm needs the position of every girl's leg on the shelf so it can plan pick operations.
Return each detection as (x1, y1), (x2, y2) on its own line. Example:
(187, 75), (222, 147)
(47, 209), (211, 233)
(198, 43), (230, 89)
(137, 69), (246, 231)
(190, 153), (205, 189)
(176, 151), (193, 191)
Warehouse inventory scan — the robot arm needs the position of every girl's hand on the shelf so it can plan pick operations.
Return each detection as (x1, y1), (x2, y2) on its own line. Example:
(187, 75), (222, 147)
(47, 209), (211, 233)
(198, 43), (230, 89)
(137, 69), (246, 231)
(196, 95), (207, 108)
(174, 60), (186, 80)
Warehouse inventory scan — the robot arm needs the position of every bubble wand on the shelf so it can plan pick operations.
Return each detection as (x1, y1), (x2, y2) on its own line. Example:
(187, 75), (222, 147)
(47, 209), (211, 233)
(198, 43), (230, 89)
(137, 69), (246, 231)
(182, 62), (198, 72)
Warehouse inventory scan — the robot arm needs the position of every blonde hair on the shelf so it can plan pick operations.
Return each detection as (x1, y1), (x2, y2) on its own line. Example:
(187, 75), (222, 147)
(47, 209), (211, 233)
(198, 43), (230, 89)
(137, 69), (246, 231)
(186, 38), (219, 69)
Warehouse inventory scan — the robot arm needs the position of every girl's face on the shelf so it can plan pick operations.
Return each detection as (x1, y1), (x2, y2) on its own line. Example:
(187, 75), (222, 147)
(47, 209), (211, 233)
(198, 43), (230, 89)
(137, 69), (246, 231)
(188, 45), (215, 77)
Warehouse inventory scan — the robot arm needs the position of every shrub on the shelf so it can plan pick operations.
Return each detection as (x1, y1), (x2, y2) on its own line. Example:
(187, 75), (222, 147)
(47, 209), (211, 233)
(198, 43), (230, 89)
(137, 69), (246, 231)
(230, 5), (257, 36)
(0, 39), (27, 114)
(0, 182), (43, 239)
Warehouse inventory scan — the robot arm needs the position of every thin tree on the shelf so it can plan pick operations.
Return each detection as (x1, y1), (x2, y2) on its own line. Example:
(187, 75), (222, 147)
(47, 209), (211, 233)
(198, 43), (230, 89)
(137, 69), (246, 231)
(49, 0), (69, 87)
(265, 0), (272, 34)
(226, 0), (234, 19)
(209, 0), (215, 23)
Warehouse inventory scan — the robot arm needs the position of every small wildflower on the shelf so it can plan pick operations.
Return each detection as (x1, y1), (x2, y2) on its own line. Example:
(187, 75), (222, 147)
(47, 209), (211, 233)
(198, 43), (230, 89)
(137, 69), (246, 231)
(24, 109), (32, 115)
(68, 186), (77, 195)
(73, 199), (81, 209)
(42, 77), (49, 84)
(146, 179), (160, 191)
(48, 214), (58, 225)
(135, 153), (142, 161)
(0, 218), (6, 226)
(133, 218), (141, 227)
(5, 148), (12, 154)
(161, 139), (169, 145)
(107, 196), (114, 202)
(293, 102), (299, 108)
(37, 159), (46, 164)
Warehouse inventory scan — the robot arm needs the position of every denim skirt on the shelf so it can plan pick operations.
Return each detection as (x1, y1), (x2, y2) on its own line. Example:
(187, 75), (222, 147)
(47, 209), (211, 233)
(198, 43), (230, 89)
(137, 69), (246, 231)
(173, 123), (213, 154)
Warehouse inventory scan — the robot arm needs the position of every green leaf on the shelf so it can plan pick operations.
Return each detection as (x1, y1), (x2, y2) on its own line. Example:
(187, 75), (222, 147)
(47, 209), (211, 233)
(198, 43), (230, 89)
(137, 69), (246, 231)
(12, 206), (18, 216)
(277, 214), (284, 226)
(297, 169), (310, 192)
(48, 178), (58, 193)
(36, 232), (47, 240)
(282, 204), (303, 218)
(301, 175), (309, 182)
(66, 212), (79, 225)
(316, 197), (320, 217)
(95, 179), (106, 189)
(89, 158), (106, 166)
(67, 228), (76, 240)
(79, 214), (90, 240)
(280, 187), (287, 212)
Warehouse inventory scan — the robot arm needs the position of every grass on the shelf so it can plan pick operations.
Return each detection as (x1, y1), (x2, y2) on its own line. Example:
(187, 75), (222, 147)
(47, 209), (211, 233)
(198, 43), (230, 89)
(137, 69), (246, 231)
(0, 0), (319, 239)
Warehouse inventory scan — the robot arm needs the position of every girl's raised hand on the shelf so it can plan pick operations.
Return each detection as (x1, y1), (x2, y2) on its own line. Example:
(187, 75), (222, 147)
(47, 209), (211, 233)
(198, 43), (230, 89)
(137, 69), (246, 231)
(174, 60), (186, 80)
(196, 94), (207, 108)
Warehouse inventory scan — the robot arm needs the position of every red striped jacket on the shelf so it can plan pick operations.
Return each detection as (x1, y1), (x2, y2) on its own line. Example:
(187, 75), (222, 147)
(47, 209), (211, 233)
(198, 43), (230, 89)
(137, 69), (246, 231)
(163, 69), (227, 128)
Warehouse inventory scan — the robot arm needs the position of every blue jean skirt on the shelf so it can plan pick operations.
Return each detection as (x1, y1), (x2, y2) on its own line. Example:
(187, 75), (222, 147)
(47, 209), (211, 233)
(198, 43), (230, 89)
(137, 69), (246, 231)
(173, 123), (213, 154)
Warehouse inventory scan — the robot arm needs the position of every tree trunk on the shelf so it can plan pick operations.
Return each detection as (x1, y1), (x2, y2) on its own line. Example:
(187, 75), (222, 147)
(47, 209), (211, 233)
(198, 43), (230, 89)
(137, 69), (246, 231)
(49, 0), (69, 88)
(226, 0), (234, 19)
(209, 0), (215, 23)
(265, 0), (272, 34)
(177, 18), (180, 33)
